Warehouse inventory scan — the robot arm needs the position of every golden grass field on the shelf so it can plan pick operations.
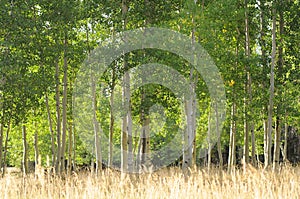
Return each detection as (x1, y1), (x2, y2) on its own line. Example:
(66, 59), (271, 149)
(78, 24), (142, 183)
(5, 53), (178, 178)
(0, 165), (299, 199)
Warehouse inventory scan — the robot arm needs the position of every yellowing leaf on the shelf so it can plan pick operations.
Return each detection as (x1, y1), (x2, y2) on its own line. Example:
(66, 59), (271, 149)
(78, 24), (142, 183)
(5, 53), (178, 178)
(229, 79), (235, 87)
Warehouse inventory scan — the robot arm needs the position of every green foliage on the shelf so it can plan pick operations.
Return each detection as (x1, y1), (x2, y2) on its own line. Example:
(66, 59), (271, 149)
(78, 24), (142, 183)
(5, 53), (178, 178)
(0, 0), (299, 167)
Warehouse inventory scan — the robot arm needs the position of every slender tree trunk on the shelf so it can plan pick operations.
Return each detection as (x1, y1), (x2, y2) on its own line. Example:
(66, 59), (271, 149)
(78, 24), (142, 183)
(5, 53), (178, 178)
(2, 122), (10, 177)
(34, 122), (39, 168)
(182, 101), (190, 176)
(207, 108), (212, 171)
(67, 120), (73, 173)
(108, 69), (115, 168)
(273, 6), (284, 169)
(191, 15), (198, 167)
(91, 73), (102, 174)
(183, 96), (194, 171)
(0, 123), (3, 175)
(137, 0), (152, 172)
(145, 118), (150, 167)
(215, 102), (223, 169)
(67, 83), (73, 174)
(127, 76), (133, 172)
(273, 117), (281, 169)
(243, 0), (250, 168)
(228, 102), (236, 172)
(283, 112), (288, 162)
(85, 21), (101, 174)
(183, 32), (196, 171)
(266, 4), (276, 168)
(136, 131), (142, 170)
(22, 125), (29, 176)
(55, 60), (61, 174)
(259, 0), (269, 167)
(61, 35), (68, 173)
(263, 117), (268, 165)
(72, 121), (76, 171)
(140, 117), (150, 169)
(45, 93), (56, 167)
(245, 0), (256, 167)
(71, 79), (77, 171)
(121, 0), (129, 173)
(192, 112), (197, 166)
(250, 117), (256, 166)
(243, 108), (249, 166)
(121, 87), (128, 173)
(228, 30), (240, 172)
(139, 91), (146, 170)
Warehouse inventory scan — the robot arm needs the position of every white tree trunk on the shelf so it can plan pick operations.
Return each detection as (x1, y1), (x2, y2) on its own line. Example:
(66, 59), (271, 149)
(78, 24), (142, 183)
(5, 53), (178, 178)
(228, 102), (236, 172)
(22, 125), (29, 176)
(215, 103), (223, 169)
(273, 4), (284, 170)
(243, 0), (250, 168)
(108, 69), (115, 168)
(207, 108), (212, 171)
(283, 113), (288, 162)
(61, 36), (68, 173)
(121, 0), (129, 174)
(55, 60), (61, 174)
(266, 4), (276, 169)
(34, 122), (39, 168)
(91, 72), (102, 174)
(273, 118), (281, 170)
(45, 93), (56, 167)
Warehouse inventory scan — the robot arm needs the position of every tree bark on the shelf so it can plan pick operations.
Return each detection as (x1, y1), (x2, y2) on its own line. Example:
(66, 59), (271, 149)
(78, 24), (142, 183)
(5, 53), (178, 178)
(34, 122), (39, 168)
(207, 108), (212, 171)
(45, 92), (56, 167)
(183, 96), (194, 171)
(72, 121), (76, 171)
(182, 100), (190, 175)
(139, 90), (146, 170)
(228, 29), (240, 172)
(121, 86), (128, 173)
(60, 35), (68, 173)
(263, 117), (268, 165)
(86, 23), (102, 174)
(228, 102), (236, 172)
(259, 0), (269, 167)
(22, 125), (29, 176)
(55, 59), (62, 174)
(2, 122), (10, 177)
(183, 1), (198, 172)
(273, 5), (284, 170)
(283, 112), (288, 162)
(127, 73), (133, 172)
(121, 0), (129, 173)
(140, 116), (150, 169)
(215, 102), (223, 169)
(108, 68), (115, 168)
(91, 72), (102, 174)
(273, 117), (281, 169)
(191, 11), (198, 167)
(266, 3), (276, 168)
(243, 0), (250, 168)
(67, 119), (73, 174)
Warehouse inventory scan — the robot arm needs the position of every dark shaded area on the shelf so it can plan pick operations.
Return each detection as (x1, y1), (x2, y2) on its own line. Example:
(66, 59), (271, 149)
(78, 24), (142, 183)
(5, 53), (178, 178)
(202, 126), (300, 167)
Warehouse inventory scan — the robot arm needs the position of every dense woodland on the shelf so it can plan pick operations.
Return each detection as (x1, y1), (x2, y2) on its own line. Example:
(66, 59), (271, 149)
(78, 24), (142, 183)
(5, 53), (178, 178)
(0, 0), (299, 176)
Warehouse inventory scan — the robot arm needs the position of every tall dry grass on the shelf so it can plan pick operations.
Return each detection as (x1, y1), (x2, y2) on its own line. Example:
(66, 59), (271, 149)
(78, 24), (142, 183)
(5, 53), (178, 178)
(0, 165), (299, 199)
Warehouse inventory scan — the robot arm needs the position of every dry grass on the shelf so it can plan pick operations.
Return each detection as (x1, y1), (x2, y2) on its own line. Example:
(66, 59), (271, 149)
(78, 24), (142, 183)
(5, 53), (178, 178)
(1, 165), (300, 199)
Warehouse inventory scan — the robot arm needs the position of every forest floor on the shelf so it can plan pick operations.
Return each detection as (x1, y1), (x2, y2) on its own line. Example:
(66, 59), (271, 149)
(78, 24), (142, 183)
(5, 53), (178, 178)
(0, 165), (299, 199)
